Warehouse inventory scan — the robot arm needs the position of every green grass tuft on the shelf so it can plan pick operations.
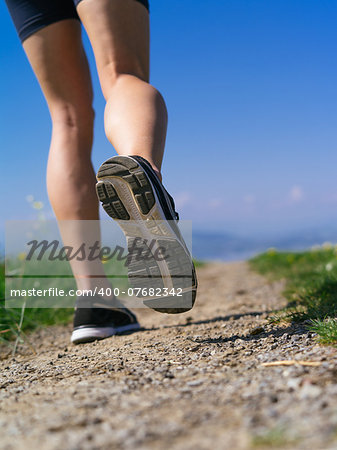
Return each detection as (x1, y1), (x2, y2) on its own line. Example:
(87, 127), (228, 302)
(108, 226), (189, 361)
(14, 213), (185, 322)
(251, 426), (296, 448)
(193, 259), (205, 268)
(0, 261), (73, 344)
(309, 319), (337, 344)
(249, 246), (337, 345)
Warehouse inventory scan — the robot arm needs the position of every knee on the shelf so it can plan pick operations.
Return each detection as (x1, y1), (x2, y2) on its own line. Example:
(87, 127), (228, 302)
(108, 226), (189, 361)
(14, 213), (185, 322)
(50, 102), (95, 133)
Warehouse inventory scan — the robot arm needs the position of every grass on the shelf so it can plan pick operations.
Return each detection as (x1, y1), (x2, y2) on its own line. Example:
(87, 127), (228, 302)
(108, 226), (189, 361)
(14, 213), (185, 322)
(0, 262), (74, 348)
(1, 254), (129, 346)
(310, 318), (337, 344)
(193, 259), (206, 268)
(251, 426), (296, 448)
(249, 245), (337, 344)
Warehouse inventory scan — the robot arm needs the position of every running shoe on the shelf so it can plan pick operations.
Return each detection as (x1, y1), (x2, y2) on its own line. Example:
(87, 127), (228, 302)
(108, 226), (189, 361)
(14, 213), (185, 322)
(96, 155), (197, 313)
(71, 296), (140, 344)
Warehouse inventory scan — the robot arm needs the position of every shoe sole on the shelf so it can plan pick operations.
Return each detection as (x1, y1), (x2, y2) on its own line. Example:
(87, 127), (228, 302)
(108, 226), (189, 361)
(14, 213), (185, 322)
(71, 323), (141, 344)
(96, 156), (197, 314)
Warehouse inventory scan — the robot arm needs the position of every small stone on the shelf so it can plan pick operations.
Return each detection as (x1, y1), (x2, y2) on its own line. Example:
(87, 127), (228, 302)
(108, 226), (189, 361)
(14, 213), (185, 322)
(187, 380), (204, 387)
(236, 289), (247, 295)
(190, 346), (201, 352)
(287, 378), (301, 390)
(250, 327), (264, 335)
(299, 383), (322, 399)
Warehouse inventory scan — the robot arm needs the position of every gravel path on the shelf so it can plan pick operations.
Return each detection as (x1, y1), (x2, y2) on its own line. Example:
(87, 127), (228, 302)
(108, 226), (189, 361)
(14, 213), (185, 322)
(1, 262), (337, 450)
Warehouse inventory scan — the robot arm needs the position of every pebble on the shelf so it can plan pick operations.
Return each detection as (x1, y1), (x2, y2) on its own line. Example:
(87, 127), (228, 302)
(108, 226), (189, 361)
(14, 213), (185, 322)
(298, 384), (322, 399)
(187, 380), (204, 387)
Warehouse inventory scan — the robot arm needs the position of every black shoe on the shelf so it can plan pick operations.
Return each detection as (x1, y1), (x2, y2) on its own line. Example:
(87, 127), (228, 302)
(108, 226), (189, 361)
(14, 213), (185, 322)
(71, 296), (140, 344)
(96, 155), (197, 314)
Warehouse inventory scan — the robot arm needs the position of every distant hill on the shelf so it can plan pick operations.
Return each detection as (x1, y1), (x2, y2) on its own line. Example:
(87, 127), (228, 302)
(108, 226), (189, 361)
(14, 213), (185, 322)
(192, 228), (337, 261)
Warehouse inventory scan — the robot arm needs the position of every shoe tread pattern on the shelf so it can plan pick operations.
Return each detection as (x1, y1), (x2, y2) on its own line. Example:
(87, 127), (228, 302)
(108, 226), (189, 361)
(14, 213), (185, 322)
(96, 182), (130, 220)
(96, 158), (155, 216)
(127, 237), (196, 314)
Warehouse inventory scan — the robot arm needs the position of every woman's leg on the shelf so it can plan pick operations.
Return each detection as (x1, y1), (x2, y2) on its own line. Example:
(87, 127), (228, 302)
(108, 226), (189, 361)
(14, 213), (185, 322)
(77, 0), (168, 179)
(23, 19), (111, 293)
(23, 20), (95, 220)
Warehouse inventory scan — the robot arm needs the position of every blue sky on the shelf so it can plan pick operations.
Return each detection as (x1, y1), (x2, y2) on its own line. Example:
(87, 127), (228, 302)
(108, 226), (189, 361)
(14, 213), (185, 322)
(1, 0), (337, 238)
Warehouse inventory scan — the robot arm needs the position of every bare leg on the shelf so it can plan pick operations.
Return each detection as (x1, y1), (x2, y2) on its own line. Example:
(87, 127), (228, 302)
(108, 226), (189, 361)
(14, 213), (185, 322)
(77, 0), (168, 179)
(23, 20), (111, 293)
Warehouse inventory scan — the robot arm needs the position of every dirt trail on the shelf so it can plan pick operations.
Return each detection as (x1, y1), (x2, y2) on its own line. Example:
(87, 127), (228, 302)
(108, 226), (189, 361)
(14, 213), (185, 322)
(1, 262), (337, 450)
